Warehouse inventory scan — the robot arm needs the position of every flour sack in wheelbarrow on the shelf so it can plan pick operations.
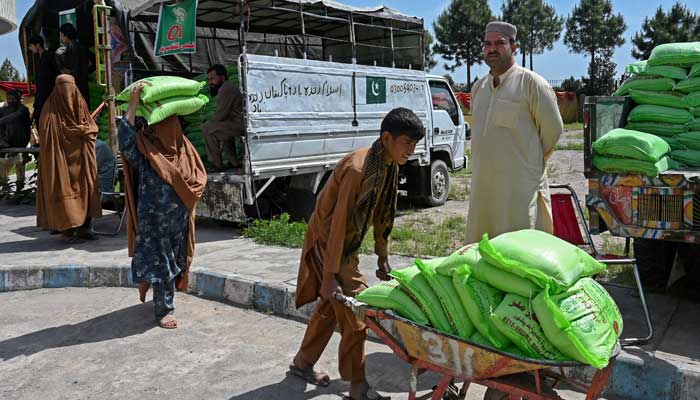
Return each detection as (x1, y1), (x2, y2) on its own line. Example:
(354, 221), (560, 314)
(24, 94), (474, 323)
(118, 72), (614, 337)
(478, 230), (606, 294)
(117, 76), (205, 103)
(533, 278), (622, 369)
(391, 265), (453, 333)
(452, 266), (511, 349)
(470, 331), (525, 357)
(356, 280), (429, 325)
(438, 244), (540, 298)
(491, 293), (569, 361)
(416, 258), (475, 338)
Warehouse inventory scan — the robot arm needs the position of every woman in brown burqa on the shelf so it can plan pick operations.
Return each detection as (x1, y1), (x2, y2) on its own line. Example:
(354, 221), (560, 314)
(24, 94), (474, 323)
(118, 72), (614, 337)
(36, 74), (101, 239)
(120, 84), (207, 329)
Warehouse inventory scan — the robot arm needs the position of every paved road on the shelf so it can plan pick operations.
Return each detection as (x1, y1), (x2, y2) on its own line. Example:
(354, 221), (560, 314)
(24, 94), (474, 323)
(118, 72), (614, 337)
(0, 288), (609, 400)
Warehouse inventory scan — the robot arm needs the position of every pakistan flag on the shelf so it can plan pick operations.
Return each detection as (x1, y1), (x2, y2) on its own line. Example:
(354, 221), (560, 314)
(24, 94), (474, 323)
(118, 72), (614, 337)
(366, 76), (386, 104)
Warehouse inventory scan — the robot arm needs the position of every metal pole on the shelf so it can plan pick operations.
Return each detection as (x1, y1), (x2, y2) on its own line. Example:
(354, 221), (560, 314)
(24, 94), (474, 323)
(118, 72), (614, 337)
(299, 2), (307, 59)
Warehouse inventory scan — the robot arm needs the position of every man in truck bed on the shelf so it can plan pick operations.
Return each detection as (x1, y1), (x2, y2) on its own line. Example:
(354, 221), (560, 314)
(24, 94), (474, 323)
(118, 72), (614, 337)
(202, 64), (244, 171)
(466, 21), (563, 243)
(290, 108), (425, 400)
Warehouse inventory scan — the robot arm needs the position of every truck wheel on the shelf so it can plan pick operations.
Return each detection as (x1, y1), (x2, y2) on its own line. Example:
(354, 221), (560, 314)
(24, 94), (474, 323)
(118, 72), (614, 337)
(422, 160), (450, 207)
(633, 238), (678, 290)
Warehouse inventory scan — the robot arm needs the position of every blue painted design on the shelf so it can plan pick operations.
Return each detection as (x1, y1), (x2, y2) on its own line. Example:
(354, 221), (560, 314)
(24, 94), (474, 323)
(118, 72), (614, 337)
(608, 354), (678, 399)
(253, 283), (288, 314)
(195, 271), (226, 299)
(44, 266), (87, 288)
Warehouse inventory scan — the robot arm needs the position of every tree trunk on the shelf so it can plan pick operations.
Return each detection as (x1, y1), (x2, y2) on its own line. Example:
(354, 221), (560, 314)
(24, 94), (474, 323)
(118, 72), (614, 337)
(467, 64), (472, 91)
(529, 51), (533, 71)
(522, 50), (526, 68)
(590, 51), (596, 86)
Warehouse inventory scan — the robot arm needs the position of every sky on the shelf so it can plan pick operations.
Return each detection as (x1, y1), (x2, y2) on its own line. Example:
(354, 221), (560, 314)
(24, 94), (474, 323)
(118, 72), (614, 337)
(0, 0), (693, 83)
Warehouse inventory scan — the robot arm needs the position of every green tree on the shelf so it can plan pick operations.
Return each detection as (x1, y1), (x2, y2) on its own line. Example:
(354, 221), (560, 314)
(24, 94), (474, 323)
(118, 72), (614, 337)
(433, 0), (493, 89)
(443, 74), (456, 89)
(631, 3), (700, 61)
(0, 59), (22, 82)
(501, 0), (564, 71)
(585, 48), (617, 95)
(423, 30), (438, 71)
(564, 0), (626, 93)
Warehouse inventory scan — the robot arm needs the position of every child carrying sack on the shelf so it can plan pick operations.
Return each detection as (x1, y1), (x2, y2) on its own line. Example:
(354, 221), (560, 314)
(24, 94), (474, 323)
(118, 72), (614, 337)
(117, 76), (205, 103)
(491, 293), (569, 361)
(356, 280), (429, 325)
(416, 258), (475, 339)
(391, 265), (453, 333)
(533, 278), (623, 369)
(452, 265), (511, 349)
(478, 230), (606, 294)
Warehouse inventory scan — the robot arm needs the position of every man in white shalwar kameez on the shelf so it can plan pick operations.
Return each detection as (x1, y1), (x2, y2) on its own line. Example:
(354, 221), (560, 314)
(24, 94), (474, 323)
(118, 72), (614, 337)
(466, 21), (563, 244)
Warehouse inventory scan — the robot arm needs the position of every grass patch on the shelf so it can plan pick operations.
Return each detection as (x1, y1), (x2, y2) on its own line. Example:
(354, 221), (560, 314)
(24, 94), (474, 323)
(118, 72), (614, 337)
(243, 213), (307, 248)
(555, 142), (584, 151)
(448, 180), (469, 201)
(244, 213), (467, 258)
(564, 122), (584, 130)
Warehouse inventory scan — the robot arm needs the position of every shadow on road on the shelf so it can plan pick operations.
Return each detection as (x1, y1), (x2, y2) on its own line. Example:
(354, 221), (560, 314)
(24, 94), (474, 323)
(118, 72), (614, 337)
(0, 303), (156, 361)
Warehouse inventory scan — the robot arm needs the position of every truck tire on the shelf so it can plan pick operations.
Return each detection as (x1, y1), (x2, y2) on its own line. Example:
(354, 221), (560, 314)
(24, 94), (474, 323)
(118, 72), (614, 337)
(633, 238), (678, 290)
(422, 159), (450, 207)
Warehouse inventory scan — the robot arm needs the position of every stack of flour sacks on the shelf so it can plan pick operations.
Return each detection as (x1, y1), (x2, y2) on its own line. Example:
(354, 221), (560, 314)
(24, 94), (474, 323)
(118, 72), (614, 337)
(116, 76), (209, 126)
(612, 42), (700, 170)
(357, 230), (622, 369)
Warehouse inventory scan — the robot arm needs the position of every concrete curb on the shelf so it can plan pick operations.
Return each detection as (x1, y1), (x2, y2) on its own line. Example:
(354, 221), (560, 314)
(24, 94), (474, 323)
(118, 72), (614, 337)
(0, 264), (697, 400)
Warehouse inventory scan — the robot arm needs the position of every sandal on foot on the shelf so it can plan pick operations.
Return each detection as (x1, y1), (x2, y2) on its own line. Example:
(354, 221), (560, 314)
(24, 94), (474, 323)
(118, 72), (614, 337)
(288, 364), (331, 387)
(158, 315), (177, 329)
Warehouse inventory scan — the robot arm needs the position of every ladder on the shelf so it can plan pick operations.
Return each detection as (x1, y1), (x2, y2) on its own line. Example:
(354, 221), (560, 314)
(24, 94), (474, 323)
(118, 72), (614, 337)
(92, 1), (118, 152)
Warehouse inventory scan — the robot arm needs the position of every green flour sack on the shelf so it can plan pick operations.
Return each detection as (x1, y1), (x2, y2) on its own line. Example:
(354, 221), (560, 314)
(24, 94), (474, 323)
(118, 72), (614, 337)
(627, 104), (694, 125)
(613, 76), (675, 96)
(671, 149), (700, 166)
(416, 258), (475, 338)
(690, 64), (700, 79)
(118, 95), (209, 125)
(659, 136), (686, 151)
(626, 60), (688, 80)
(688, 119), (700, 131)
(435, 244), (479, 276)
(533, 278), (622, 369)
(629, 89), (688, 109)
(117, 76), (205, 103)
(648, 42), (700, 66)
(356, 280), (429, 325)
(593, 155), (674, 176)
(478, 230), (606, 294)
(676, 77), (700, 93)
(391, 265), (453, 333)
(592, 128), (670, 162)
(625, 121), (688, 136)
(452, 266), (511, 349)
(491, 294), (569, 361)
(687, 92), (700, 108)
(470, 332), (526, 357)
(675, 132), (700, 150)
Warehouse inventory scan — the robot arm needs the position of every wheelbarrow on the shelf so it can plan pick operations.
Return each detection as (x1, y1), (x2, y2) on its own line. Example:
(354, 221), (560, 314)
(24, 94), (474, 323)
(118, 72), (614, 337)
(335, 294), (620, 400)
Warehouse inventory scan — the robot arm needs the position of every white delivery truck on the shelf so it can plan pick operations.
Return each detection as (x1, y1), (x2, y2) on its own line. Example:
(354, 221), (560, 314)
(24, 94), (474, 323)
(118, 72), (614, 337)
(196, 54), (468, 222)
(21, 0), (468, 222)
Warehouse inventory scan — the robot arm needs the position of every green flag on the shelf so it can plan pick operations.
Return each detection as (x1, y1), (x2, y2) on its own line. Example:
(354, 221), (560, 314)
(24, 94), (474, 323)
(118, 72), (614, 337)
(59, 8), (77, 29)
(366, 76), (386, 104)
(154, 0), (198, 57)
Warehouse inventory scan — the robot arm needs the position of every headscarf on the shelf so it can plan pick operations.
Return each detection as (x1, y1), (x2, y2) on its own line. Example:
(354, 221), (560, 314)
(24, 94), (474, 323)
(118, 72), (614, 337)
(36, 74), (100, 231)
(122, 115), (207, 291)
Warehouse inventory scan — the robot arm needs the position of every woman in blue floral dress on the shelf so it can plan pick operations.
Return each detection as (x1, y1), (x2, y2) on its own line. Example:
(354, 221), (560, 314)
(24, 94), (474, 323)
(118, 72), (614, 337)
(120, 84), (207, 328)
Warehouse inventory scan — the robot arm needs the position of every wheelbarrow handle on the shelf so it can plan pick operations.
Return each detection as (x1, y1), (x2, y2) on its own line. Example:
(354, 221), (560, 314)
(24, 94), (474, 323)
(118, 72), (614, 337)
(334, 293), (367, 320)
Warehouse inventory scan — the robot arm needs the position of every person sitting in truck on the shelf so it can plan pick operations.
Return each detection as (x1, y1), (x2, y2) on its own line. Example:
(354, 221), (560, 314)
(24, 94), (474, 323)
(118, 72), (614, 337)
(0, 89), (31, 149)
(289, 108), (425, 400)
(466, 21), (563, 244)
(202, 64), (244, 172)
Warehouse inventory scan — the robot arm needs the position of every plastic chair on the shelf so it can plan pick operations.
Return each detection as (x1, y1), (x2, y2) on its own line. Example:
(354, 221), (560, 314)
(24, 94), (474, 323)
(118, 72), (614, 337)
(92, 158), (126, 236)
(550, 183), (652, 346)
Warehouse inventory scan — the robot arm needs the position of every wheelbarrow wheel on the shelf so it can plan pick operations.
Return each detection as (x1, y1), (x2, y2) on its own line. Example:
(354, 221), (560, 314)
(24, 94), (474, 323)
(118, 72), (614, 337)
(483, 388), (513, 400)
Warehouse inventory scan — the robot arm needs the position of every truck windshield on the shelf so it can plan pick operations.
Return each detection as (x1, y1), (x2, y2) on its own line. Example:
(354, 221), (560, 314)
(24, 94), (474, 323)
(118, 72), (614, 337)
(429, 81), (460, 126)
